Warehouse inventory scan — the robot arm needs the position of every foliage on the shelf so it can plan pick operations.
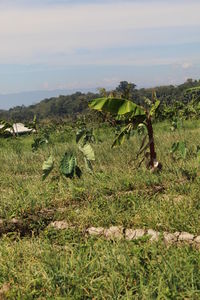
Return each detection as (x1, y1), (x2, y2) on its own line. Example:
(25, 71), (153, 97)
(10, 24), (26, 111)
(170, 119), (178, 132)
(1, 120), (200, 298)
(32, 135), (49, 152)
(42, 152), (82, 181)
(42, 125), (95, 180)
(89, 90), (161, 170)
(31, 128), (49, 152)
(1, 79), (200, 122)
(76, 125), (95, 172)
(42, 155), (54, 181)
(60, 152), (82, 179)
(0, 120), (14, 137)
(25, 115), (38, 132)
(170, 141), (187, 159)
(111, 123), (133, 148)
(89, 97), (146, 117)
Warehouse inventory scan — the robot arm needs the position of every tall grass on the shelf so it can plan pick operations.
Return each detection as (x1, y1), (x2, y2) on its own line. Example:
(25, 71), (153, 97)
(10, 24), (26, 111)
(0, 119), (200, 298)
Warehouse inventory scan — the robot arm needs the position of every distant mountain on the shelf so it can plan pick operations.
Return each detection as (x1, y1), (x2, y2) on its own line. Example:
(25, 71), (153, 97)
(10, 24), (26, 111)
(0, 88), (96, 110)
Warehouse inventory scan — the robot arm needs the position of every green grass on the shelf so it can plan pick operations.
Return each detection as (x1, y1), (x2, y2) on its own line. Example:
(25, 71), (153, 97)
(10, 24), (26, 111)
(0, 233), (200, 299)
(0, 119), (200, 298)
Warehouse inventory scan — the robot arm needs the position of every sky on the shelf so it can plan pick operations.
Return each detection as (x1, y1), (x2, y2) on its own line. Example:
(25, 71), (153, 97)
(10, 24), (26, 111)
(0, 0), (200, 107)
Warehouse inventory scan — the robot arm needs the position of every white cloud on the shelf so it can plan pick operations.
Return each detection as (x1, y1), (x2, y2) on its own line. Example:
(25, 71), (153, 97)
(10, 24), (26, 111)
(181, 62), (193, 69)
(0, 1), (199, 64)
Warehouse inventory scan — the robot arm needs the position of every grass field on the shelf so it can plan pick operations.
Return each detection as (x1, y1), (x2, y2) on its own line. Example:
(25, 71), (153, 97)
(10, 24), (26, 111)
(0, 120), (200, 299)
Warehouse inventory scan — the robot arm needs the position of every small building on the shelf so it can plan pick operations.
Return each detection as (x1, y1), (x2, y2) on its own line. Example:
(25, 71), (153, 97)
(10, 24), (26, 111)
(0, 123), (35, 135)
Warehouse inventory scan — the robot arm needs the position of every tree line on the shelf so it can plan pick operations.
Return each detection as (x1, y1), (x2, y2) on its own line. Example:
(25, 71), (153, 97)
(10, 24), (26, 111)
(0, 78), (200, 122)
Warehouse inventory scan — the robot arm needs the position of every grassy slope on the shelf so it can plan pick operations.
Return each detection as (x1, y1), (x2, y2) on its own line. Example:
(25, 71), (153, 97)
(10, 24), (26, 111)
(0, 120), (200, 299)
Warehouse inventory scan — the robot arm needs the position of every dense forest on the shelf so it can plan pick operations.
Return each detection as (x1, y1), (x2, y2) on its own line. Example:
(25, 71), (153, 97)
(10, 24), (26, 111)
(0, 78), (200, 122)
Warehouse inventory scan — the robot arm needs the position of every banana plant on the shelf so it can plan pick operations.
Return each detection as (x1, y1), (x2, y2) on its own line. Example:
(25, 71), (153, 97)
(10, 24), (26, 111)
(185, 86), (200, 102)
(0, 120), (15, 137)
(89, 91), (161, 171)
(26, 115), (38, 133)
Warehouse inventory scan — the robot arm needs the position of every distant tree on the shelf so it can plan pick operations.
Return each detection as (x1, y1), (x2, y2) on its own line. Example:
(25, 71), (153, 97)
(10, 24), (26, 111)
(115, 81), (137, 99)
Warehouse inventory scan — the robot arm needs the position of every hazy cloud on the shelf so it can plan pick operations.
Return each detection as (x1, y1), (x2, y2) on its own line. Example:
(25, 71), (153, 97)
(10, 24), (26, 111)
(0, 1), (199, 65)
(0, 0), (199, 97)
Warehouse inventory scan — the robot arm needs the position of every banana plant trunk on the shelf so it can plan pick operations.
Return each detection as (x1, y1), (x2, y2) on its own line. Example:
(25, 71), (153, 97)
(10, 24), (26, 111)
(146, 116), (156, 168)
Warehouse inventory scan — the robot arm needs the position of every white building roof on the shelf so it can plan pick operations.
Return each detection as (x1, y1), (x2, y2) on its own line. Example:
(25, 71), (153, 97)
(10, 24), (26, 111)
(0, 123), (35, 134)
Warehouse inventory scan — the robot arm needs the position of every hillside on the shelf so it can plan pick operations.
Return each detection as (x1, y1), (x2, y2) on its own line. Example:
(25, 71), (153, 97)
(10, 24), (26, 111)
(0, 79), (200, 122)
(0, 92), (99, 122)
